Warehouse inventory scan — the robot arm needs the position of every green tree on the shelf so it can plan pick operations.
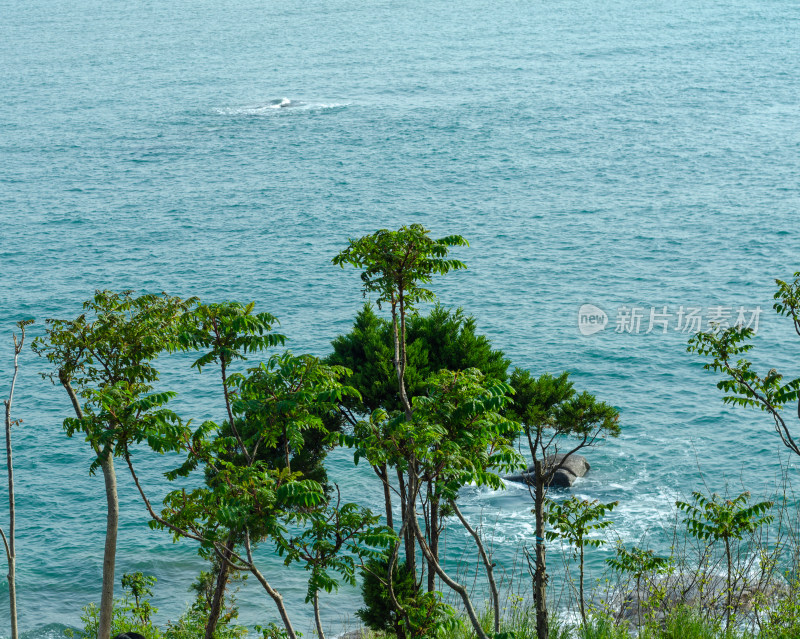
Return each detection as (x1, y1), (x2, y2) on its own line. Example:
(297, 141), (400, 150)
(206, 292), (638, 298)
(606, 545), (672, 630)
(508, 369), (620, 639)
(357, 558), (454, 639)
(328, 303), (510, 598)
(128, 331), (385, 639)
(688, 271), (800, 457)
(328, 303), (510, 416)
(33, 291), (192, 639)
(335, 225), (513, 639)
(676, 491), (773, 628)
(545, 497), (617, 624)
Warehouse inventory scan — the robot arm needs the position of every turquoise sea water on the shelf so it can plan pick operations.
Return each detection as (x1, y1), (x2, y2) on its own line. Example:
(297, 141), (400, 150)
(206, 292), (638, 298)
(2, 0), (800, 636)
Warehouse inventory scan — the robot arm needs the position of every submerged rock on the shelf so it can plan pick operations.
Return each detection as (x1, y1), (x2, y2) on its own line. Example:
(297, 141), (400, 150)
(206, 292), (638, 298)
(504, 453), (590, 487)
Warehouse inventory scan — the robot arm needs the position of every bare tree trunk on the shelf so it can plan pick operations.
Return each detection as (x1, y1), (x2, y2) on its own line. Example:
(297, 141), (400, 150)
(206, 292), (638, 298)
(313, 590), (325, 639)
(725, 537), (732, 630)
(579, 545), (586, 625)
(410, 516), (490, 639)
(377, 464), (393, 530)
(245, 533), (298, 639)
(99, 449), (118, 639)
(205, 536), (235, 639)
(2, 325), (27, 639)
(451, 500), (500, 634)
(403, 471), (417, 577)
(533, 466), (549, 639)
(427, 489), (439, 594)
(60, 374), (117, 639)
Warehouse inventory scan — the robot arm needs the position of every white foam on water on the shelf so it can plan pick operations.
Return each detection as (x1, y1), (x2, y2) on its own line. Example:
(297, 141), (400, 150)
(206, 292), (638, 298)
(213, 99), (349, 116)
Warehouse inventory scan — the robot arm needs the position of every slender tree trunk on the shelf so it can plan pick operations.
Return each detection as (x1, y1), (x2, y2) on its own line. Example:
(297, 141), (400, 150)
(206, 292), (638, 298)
(60, 374), (117, 639)
(533, 466), (549, 639)
(205, 536), (236, 639)
(725, 537), (732, 630)
(3, 327), (25, 639)
(99, 449), (118, 639)
(313, 590), (325, 639)
(451, 500), (500, 634)
(579, 544), (586, 625)
(378, 464), (393, 530)
(404, 471), (416, 577)
(390, 302), (416, 576)
(428, 490), (439, 593)
(410, 516), (490, 639)
(245, 534), (298, 639)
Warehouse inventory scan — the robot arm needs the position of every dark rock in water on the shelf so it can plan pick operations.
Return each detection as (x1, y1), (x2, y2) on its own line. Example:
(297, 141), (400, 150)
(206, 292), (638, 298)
(504, 453), (590, 487)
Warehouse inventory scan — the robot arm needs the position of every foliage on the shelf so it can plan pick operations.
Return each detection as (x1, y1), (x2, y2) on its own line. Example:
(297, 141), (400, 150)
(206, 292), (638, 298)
(508, 368), (620, 639)
(509, 370), (621, 451)
(334, 225), (503, 639)
(65, 573), (164, 639)
(676, 492), (774, 545)
(163, 563), (248, 639)
(688, 271), (800, 457)
(33, 290), (194, 468)
(156, 317), (383, 639)
(357, 558), (457, 638)
(676, 491), (773, 627)
(757, 578), (800, 638)
(545, 498), (618, 553)
(121, 572), (157, 625)
(546, 498), (618, 622)
(606, 544), (672, 581)
(332, 224), (468, 313)
(327, 304), (510, 415)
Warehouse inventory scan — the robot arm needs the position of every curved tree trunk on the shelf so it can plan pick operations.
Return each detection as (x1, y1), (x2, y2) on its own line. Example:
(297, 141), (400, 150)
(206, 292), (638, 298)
(451, 500), (500, 634)
(410, 516), (489, 639)
(579, 544), (586, 625)
(245, 534), (298, 639)
(428, 490), (439, 594)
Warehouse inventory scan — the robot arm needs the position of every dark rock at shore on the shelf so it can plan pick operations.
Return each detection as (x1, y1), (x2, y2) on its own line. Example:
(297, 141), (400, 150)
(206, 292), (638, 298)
(609, 571), (789, 628)
(504, 453), (590, 488)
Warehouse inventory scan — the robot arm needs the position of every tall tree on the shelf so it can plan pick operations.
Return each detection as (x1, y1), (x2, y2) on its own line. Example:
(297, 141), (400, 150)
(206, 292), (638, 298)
(33, 291), (191, 639)
(2, 319), (32, 639)
(333, 224), (468, 584)
(335, 226), (525, 639)
(176, 301), (286, 639)
(327, 303), (510, 592)
(508, 369), (620, 639)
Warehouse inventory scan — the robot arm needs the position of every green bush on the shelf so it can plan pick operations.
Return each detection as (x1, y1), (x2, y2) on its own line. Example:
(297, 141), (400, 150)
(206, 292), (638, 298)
(65, 572), (163, 639)
(357, 558), (455, 639)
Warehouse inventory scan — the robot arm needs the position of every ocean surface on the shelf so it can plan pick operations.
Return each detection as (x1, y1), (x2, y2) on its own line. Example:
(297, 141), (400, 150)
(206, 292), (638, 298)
(1, 0), (799, 636)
